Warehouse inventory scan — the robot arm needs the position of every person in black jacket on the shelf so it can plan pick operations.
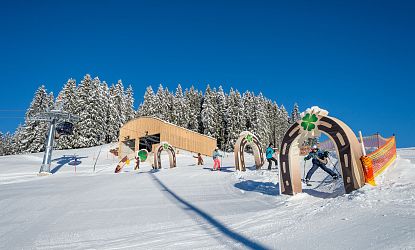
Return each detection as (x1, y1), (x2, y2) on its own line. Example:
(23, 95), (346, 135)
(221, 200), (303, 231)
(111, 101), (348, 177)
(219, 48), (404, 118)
(304, 145), (338, 186)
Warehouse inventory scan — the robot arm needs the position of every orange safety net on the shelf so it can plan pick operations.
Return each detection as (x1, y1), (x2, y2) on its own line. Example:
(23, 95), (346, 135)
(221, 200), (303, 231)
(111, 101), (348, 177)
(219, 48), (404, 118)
(361, 136), (397, 185)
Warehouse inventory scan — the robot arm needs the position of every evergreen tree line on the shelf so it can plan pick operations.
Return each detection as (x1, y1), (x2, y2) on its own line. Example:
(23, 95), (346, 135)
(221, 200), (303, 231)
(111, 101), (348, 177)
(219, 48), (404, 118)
(0, 75), (301, 155)
(137, 84), (301, 151)
(0, 74), (135, 155)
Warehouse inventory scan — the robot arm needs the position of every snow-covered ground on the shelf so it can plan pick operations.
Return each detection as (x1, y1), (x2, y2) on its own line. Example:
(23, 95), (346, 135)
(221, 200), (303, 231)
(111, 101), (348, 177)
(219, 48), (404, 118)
(0, 144), (414, 249)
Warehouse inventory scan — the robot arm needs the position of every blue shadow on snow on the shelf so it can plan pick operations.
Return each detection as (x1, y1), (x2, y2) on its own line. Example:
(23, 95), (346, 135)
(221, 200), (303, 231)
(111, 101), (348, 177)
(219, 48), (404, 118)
(234, 180), (280, 196)
(50, 155), (88, 174)
(149, 173), (270, 250)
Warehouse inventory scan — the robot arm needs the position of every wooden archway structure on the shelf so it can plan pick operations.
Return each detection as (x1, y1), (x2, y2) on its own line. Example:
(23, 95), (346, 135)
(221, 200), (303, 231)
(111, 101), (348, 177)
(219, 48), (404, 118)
(153, 142), (176, 169)
(234, 131), (265, 171)
(279, 107), (365, 195)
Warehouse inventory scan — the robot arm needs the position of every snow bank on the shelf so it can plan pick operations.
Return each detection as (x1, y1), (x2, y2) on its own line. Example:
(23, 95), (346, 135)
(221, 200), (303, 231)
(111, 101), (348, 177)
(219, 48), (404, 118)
(0, 146), (413, 249)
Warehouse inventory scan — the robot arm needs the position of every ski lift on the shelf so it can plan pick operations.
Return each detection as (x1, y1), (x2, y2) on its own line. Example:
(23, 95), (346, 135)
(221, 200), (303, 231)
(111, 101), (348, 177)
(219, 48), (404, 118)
(56, 121), (74, 136)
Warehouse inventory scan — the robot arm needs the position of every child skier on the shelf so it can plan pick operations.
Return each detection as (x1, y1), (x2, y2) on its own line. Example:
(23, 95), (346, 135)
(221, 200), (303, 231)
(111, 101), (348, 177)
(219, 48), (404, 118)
(212, 148), (223, 171)
(266, 143), (278, 170)
(193, 153), (204, 165)
(304, 145), (338, 186)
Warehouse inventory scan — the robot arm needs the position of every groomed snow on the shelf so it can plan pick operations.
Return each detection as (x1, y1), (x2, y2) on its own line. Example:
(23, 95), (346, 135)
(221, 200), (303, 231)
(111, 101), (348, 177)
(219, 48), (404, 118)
(0, 144), (414, 249)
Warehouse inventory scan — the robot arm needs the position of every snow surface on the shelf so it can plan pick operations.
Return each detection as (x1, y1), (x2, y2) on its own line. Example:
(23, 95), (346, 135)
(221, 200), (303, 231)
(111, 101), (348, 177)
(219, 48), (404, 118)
(0, 144), (414, 249)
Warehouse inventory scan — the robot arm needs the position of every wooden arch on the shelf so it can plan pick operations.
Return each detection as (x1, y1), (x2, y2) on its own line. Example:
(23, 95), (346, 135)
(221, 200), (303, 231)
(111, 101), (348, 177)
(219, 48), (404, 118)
(234, 131), (265, 171)
(279, 108), (365, 195)
(153, 142), (177, 169)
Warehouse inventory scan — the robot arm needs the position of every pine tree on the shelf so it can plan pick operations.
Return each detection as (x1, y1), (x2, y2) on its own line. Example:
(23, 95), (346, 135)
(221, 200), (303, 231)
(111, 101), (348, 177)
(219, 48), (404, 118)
(172, 84), (189, 127)
(114, 80), (127, 125)
(0, 132), (4, 156)
(290, 103), (300, 123)
(224, 88), (245, 150)
(72, 75), (105, 148)
(276, 104), (290, 147)
(124, 85), (136, 122)
(154, 84), (168, 121)
(216, 86), (227, 149)
(137, 86), (156, 117)
(102, 82), (119, 142)
(56, 79), (78, 149)
(201, 85), (217, 138)
(251, 93), (269, 148)
(164, 87), (175, 123)
(20, 85), (51, 153)
(184, 86), (201, 132)
(12, 125), (25, 154)
(2, 132), (14, 155)
(242, 91), (254, 131)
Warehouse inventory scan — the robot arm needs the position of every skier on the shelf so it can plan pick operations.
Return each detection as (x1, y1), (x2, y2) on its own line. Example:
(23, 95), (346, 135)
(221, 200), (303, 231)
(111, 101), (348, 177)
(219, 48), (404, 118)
(134, 156), (140, 170)
(304, 145), (338, 186)
(212, 147), (223, 171)
(193, 153), (204, 165)
(266, 143), (278, 170)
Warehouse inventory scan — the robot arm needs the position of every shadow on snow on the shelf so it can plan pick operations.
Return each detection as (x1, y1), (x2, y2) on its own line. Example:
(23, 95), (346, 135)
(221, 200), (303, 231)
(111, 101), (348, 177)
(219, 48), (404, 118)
(50, 155), (88, 174)
(148, 172), (269, 250)
(234, 180), (280, 196)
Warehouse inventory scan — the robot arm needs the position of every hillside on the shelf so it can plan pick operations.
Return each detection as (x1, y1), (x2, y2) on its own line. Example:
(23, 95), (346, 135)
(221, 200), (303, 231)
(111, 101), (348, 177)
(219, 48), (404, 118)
(0, 145), (414, 249)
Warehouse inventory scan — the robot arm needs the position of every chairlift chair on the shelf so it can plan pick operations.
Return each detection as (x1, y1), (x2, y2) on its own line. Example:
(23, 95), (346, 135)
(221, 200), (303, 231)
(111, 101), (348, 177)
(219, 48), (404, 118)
(56, 122), (74, 136)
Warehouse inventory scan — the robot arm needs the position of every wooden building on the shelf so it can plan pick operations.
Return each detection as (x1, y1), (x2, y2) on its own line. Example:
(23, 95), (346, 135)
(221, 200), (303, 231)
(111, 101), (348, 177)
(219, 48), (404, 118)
(118, 117), (217, 157)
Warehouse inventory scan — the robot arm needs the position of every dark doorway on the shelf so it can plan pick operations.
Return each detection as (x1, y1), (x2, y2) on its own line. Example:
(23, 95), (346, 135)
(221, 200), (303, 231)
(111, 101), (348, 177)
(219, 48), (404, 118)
(123, 139), (136, 152)
(139, 133), (160, 152)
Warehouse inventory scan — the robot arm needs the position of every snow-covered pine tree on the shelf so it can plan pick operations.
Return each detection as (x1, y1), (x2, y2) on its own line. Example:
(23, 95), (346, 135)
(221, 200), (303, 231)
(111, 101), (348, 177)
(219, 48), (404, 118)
(102, 81), (119, 142)
(56, 79), (78, 149)
(264, 98), (275, 146)
(20, 85), (51, 153)
(172, 84), (189, 127)
(137, 86), (156, 118)
(72, 75), (105, 148)
(0, 132), (4, 155)
(114, 80), (127, 125)
(197, 90), (204, 134)
(124, 85), (136, 122)
(11, 125), (25, 154)
(109, 84), (122, 130)
(2, 132), (14, 155)
(224, 88), (245, 151)
(164, 87), (175, 123)
(275, 104), (290, 147)
(201, 85), (217, 138)
(251, 92), (269, 148)
(154, 84), (168, 121)
(290, 103), (300, 123)
(216, 86), (227, 149)
(242, 91), (255, 131)
(184, 86), (201, 132)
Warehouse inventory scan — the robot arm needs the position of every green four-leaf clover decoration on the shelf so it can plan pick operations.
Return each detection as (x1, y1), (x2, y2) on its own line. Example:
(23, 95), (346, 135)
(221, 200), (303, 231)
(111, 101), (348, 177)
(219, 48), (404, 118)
(163, 143), (169, 150)
(245, 134), (253, 143)
(301, 113), (318, 131)
(137, 150), (148, 161)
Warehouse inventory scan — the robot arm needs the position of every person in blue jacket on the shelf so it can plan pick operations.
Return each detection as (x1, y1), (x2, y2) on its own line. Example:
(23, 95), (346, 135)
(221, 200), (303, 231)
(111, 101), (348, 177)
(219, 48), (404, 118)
(304, 145), (338, 185)
(266, 143), (278, 170)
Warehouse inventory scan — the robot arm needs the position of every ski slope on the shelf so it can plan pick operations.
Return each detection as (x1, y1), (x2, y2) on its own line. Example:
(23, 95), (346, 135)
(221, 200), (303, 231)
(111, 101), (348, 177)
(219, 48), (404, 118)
(0, 144), (414, 249)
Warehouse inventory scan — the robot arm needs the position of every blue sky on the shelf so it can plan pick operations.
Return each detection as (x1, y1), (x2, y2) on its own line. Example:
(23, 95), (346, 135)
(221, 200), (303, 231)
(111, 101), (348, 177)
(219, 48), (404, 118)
(0, 0), (414, 147)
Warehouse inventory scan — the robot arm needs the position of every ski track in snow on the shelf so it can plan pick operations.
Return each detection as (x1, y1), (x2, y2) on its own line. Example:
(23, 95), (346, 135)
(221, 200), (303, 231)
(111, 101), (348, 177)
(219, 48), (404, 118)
(0, 144), (414, 249)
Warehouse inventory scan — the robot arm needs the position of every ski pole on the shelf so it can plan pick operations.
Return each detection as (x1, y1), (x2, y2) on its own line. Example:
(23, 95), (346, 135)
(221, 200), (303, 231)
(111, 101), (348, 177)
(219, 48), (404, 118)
(303, 160), (306, 181)
(328, 156), (341, 176)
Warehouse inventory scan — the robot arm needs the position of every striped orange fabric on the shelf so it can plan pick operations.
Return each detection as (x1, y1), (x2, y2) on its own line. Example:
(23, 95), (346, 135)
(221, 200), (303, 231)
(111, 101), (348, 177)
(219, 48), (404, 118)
(361, 136), (397, 185)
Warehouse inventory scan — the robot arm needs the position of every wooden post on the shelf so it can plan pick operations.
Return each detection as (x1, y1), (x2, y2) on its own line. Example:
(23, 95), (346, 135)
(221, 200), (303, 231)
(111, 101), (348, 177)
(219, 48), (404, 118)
(359, 131), (366, 156)
(377, 132), (380, 149)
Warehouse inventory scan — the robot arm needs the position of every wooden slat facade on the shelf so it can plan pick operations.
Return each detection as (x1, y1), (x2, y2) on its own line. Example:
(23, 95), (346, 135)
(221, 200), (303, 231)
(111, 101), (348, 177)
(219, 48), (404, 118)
(119, 117), (217, 157)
